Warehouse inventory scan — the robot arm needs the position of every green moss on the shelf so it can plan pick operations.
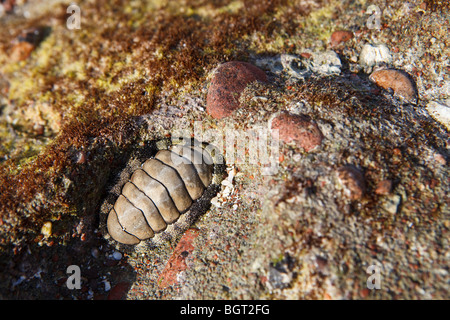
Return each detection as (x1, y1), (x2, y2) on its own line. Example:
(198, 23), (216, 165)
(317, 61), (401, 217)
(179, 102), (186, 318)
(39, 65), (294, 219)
(216, 1), (244, 15)
(300, 5), (334, 44)
(271, 252), (287, 266)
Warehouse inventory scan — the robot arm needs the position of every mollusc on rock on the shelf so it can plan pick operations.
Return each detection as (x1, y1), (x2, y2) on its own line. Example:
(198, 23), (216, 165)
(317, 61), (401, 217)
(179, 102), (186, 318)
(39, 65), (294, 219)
(0, 0), (448, 301)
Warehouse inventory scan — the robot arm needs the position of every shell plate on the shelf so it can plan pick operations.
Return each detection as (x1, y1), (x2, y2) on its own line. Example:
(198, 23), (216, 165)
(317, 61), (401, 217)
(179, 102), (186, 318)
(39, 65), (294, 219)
(99, 138), (225, 250)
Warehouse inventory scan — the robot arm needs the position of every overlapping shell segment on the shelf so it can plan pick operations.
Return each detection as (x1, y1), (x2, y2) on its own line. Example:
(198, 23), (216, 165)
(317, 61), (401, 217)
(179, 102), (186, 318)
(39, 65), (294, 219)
(105, 139), (223, 246)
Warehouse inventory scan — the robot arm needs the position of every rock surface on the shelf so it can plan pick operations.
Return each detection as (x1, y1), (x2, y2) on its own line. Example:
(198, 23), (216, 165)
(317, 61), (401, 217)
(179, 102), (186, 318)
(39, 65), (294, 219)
(0, 0), (448, 301)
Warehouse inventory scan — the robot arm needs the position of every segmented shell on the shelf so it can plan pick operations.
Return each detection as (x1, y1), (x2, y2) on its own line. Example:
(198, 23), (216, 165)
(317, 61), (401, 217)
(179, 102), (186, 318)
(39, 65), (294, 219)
(105, 140), (222, 245)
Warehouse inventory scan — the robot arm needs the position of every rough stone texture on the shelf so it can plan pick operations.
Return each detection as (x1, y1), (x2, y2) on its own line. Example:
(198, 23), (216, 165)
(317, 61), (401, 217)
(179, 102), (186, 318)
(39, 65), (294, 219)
(270, 111), (324, 152)
(0, 0), (448, 301)
(206, 61), (268, 119)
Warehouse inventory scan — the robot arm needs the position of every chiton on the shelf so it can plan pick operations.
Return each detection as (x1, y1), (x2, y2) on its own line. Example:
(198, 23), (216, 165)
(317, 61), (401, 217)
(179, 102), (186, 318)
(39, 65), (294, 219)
(100, 138), (225, 248)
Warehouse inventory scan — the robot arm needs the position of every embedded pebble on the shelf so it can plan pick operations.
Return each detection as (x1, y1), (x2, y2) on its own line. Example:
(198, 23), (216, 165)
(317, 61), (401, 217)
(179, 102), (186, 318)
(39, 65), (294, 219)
(381, 194), (402, 215)
(10, 42), (35, 62)
(426, 101), (450, 130)
(206, 61), (268, 119)
(434, 153), (446, 166)
(41, 221), (52, 238)
(330, 30), (354, 47)
(33, 123), (45, 136)
(91, 248), (99, 259)
(112, 251), (122, 260)
(310, 51), (341, 75)
(76, 151), (87, 164)
(369, 69), (418, 104)
(359, 43), (392, 71)
(375, 179), (393, 195)
(221, 183), (233, 197)
(157, 228), (199, 289)
(221, 179), (233, 188)
(336, 165), (366, 200)
(270, 111), (324, 152)
(10, 27), (48, 62)
(103, 280), (111, 292)
(210, 197), (221, 208)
